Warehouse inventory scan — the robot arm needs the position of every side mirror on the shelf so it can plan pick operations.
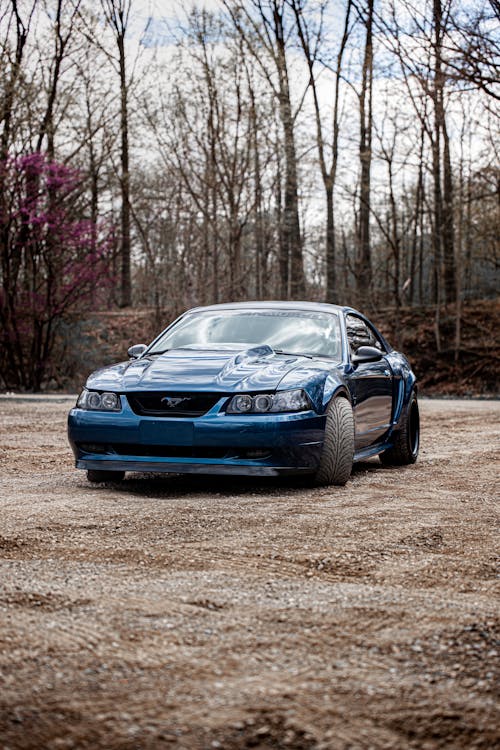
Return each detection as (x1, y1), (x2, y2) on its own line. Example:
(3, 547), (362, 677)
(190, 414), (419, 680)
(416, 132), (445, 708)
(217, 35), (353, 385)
(352, 345), (383, 364)
(128, 343), (147, 359)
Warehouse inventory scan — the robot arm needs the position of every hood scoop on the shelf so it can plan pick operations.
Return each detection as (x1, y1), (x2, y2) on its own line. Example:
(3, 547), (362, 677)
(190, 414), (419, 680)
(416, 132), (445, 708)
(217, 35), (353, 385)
(234, 345), (275, 364)
(214, 344), (293, 388)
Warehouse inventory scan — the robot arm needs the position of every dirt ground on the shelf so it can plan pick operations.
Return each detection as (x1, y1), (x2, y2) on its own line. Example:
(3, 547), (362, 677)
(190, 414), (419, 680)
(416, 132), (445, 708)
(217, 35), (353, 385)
(0, 397), (498, 750)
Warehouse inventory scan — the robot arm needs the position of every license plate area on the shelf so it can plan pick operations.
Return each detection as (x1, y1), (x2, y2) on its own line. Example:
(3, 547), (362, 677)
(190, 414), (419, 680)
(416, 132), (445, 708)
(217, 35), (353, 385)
(139, 420), (194, 446)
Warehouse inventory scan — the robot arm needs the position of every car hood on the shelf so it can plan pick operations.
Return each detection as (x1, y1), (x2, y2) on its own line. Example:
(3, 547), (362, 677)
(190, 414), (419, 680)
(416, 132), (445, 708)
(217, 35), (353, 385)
(86, 345), (327, 394)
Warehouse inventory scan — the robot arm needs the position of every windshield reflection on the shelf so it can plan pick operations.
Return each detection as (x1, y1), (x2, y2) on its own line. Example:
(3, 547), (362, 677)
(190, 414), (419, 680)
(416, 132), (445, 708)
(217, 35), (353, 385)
(149, 310), (341, 359)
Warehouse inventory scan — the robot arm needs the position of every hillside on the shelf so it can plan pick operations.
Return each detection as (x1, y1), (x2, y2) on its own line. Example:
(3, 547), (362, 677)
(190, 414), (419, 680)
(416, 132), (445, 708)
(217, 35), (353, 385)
(376, 299), (499, 396)
(61, 299), (499, 397)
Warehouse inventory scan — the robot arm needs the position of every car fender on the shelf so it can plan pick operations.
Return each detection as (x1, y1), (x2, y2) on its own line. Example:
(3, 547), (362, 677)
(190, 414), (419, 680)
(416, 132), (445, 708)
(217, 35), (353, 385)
(386, 352), (417, 429)
(322, 373), (351, 413)
(276, 365), (348, 415)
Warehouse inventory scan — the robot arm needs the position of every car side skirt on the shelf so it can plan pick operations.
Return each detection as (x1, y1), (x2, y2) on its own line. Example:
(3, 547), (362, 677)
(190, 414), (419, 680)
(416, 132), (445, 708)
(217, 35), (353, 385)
(354, 442), (393, 462)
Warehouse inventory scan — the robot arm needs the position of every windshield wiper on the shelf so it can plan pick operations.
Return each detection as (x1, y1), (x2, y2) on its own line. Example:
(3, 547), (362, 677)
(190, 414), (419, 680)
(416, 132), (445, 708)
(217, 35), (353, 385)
(148, 346), (214, 356)
(274, 349), (314, 359)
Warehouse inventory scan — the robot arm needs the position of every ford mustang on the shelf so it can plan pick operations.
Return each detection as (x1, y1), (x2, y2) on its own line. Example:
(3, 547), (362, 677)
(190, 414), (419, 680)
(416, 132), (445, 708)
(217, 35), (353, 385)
(67, 302), (419, 486)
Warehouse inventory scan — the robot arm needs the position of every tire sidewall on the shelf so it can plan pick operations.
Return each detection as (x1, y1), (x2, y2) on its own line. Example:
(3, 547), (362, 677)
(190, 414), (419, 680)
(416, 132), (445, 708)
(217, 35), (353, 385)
(406, 393), (420, 462)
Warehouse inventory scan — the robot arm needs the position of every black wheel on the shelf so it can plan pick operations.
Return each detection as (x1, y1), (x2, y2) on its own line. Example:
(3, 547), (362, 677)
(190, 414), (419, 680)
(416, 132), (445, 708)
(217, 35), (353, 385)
(380, 391), (419, 466)
(313, 397), (354, 487)
(86, 469), (125, 483)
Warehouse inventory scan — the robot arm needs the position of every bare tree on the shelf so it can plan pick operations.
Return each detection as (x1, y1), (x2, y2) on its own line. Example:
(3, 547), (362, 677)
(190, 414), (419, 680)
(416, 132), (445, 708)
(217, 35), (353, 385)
(290, 0), (353, 303)
(35, 0), (83, 157)
(100, 0), (133, 307)
(224, 0), (306, 299)
(0, 0), (36, 157)
(430, 0), (456, 306)
(446, 0), (500, 102)
(355, 0), (374, 302)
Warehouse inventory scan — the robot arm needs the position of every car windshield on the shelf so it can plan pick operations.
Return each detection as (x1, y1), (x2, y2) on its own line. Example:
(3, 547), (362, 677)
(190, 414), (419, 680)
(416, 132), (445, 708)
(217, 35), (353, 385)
(148, 309), (341, 359)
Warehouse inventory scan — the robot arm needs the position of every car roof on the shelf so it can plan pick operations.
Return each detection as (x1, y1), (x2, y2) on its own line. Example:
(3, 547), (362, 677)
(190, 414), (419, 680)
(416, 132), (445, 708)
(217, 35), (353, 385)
(185, 301), (357, 315)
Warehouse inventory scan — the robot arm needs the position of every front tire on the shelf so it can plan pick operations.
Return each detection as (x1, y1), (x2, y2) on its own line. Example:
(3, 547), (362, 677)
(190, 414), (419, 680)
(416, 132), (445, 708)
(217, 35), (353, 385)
(313, 397), (354, 487)
(380, 391), (419, 466)
(87, 470), (125, 483)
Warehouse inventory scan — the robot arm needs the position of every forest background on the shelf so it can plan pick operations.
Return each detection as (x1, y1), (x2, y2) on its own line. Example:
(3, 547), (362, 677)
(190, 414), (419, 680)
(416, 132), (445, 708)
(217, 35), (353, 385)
(0, 0), (498, 393)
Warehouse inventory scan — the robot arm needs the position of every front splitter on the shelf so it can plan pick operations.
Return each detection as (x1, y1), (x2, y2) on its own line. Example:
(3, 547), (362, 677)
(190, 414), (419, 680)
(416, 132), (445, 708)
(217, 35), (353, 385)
(76, 458), (315, 477)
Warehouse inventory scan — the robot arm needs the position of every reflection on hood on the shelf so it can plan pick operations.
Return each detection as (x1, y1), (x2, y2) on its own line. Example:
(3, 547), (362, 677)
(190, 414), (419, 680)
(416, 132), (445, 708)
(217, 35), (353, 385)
(86, 346), (325, 393)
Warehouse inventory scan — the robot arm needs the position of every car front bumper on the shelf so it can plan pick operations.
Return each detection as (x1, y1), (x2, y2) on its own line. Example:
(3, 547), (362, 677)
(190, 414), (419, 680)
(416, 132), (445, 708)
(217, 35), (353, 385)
(68, 395), (326, 476)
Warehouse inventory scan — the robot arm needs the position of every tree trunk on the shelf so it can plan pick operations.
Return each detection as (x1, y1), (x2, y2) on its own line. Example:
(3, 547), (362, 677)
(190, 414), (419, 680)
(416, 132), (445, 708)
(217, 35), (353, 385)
(355, 0), (374, 302)
(277, 85), (304, 299)
(100, 1), (133, 308)
(249, 87), (264, 299)
(0, 2), (30, 390)
(442, 116), (456, 302)
(326, 185), (335, 302)
(274, 5), (304, 299)
(275, 147), (287, 299)
(117, 32), (131, 307)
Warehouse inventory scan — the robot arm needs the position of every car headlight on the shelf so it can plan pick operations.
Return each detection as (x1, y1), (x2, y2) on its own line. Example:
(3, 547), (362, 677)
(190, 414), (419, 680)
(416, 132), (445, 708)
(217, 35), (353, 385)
(226, 389), (311, 414)
(76, 389), (121, 411)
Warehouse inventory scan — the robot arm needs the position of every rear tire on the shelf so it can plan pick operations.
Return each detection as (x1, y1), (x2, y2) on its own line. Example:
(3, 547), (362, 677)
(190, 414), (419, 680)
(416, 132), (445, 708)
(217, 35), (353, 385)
(380, 391), (419, 466)
(87, 470), (125, 483)
(313, 397), (354, 487)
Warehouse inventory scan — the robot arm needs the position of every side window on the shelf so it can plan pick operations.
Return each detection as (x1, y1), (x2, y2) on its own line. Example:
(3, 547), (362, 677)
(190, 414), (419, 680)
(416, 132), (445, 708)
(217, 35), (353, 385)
(346, 315), (385, 354)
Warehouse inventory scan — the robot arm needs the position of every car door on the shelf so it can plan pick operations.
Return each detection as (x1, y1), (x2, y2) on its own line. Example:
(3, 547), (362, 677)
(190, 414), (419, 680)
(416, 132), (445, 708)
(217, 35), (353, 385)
(345, 314), (393, 449)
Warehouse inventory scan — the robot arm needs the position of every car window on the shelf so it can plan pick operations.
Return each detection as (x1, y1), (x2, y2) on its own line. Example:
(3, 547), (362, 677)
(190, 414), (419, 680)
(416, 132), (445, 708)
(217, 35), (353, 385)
(148, 310), (342, 359)
(346, 314), (385, 354)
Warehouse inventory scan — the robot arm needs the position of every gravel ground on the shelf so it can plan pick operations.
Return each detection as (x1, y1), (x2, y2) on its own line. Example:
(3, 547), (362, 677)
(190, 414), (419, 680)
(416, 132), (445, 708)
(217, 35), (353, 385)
(0, 397), (498, 750)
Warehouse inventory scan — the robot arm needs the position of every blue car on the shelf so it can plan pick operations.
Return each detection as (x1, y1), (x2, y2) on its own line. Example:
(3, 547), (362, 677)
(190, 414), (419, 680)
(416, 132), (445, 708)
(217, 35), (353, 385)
(68, 302), (419, 486)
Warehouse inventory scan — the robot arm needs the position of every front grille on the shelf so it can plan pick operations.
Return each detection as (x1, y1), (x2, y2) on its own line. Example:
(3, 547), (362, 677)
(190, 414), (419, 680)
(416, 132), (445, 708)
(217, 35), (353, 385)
(127, 392), (222, 417)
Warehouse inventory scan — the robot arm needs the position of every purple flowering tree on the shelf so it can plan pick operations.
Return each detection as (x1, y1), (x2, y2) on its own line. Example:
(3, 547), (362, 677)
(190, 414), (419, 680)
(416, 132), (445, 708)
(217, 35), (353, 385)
(0, 152), (114, 391)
